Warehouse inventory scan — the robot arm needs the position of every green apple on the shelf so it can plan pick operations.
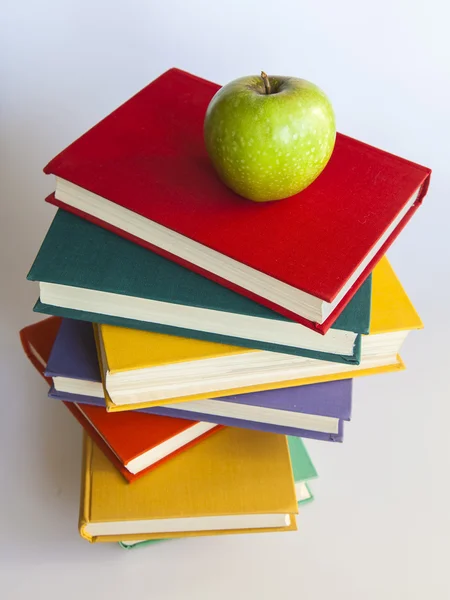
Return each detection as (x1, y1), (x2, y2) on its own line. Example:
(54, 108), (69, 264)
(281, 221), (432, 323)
(204, 72), (336, 202)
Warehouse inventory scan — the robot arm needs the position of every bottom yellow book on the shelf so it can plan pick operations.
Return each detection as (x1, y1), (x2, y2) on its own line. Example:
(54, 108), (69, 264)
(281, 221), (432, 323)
(79, 428), (298, 543)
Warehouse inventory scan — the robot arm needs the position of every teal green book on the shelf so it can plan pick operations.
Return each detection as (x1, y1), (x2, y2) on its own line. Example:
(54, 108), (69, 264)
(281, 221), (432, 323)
(28, 210), (371, 363)
(287, 436), (317, 504)
(118, 436), (317, 549)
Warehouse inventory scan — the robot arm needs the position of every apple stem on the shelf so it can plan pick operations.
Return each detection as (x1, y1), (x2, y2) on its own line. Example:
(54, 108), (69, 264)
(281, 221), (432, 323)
(261, 71), (271, 95)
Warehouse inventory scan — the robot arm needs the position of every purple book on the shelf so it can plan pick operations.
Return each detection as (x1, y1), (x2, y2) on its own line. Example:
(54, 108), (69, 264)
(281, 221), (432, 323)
(47, 319), (352, 442)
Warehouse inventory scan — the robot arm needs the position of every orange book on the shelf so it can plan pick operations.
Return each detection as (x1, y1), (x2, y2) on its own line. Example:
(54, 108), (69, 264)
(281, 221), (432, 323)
(19, 316), (62, 385)
(20, 318), (221, 482)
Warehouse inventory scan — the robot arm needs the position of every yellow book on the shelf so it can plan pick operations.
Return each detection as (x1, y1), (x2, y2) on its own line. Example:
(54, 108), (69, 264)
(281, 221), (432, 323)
(92, 257), (421, 412)
(368, 257), (423, 333)
(79, 428), (298, 543)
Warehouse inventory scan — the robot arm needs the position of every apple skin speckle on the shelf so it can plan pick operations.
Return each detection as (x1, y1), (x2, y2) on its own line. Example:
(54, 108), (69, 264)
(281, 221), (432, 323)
(204, 75), (336, 202)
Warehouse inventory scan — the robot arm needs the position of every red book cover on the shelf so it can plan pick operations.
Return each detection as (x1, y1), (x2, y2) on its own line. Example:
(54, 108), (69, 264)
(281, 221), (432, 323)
(19, 317), (62, 385)
(44, 68), (431, 333)
(19, 317), (221, 483)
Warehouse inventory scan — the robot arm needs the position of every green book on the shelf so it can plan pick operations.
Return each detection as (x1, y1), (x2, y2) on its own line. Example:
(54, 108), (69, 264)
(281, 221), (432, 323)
(287, 436), (318, 504)
(28, 210), (371, 363)
(119, 436), (318, 549)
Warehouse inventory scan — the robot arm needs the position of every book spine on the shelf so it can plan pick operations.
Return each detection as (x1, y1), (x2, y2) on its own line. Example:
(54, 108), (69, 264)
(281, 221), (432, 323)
(92, 324), (110, 407)
(78, 434), (95, 543)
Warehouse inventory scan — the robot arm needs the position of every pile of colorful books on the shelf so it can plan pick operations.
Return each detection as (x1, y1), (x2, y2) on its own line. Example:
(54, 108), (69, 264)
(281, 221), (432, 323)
(20, 68), (430, 548)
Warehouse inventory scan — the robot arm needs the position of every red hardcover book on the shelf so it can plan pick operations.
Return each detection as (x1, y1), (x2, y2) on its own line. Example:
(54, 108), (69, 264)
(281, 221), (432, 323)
(44, 68), (431, 333)
(19, 317), (62, 385)
(19, 318), (221, 482)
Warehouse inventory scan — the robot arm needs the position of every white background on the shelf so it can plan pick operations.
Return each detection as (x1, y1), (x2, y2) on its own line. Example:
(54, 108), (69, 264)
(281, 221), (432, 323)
(1, 1), (449, 598)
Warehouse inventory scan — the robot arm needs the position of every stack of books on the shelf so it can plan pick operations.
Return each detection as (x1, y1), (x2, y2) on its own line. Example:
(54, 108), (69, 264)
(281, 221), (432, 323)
(20, 68), (430, 548)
